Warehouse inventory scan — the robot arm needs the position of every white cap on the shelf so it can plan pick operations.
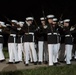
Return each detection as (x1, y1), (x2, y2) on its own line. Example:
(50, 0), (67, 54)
(6, 24), (10, 26)
(18, 21), (24, 24)
(0, 21), (5, 25)
(11, 20), (18, 23)
(47, 15), (54, 19)
(40, 17), (46, 20)
(53, 18), (57, 22)
(26, 17), (34, 21)
(64, 19), (70, 23)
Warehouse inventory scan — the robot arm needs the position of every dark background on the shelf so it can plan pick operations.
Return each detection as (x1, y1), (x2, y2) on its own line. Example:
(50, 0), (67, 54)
(0, 0), (76, 25)
(0, 0), (76, 46)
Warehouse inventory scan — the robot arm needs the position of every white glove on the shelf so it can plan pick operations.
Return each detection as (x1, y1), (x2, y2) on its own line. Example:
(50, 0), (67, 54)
(43, 26), (47, 29)
(17, 28), (21, 31)
(70, 27), (75, 31)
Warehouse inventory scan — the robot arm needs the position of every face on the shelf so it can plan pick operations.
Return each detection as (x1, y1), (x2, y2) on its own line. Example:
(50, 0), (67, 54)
(27, 20), (33, 25)
(53, 21), (57, 25)
(64, 22), (69, 27)
(12, 22), (16, 26)
(41, 20), (45, 25)
(48, 19), (53, 24)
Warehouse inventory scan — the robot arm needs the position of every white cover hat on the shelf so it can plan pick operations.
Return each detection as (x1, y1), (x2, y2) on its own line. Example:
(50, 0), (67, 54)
(64, 19), (70, 23)
(11, 20), (18, 23)
(19, 21), (24, 24)
(47, 15), (54, 19)
(26, 17), (34, 21)
(40, 17), (46, 20)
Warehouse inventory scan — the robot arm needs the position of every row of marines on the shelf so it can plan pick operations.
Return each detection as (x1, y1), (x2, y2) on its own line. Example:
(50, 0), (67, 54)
(0, 14), (76, 66)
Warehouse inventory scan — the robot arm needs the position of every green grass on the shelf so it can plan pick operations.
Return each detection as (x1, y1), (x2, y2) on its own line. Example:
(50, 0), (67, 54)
(2, 47), (76, 75)
(3, 47), (9, 58)
(0, 65), (76, 75)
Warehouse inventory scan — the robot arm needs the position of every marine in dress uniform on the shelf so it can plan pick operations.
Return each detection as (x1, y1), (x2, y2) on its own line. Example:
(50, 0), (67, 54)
(58, 21), (65, 62)
(47, 15), (60, 66)
(38, 17), (48, 64)
(22, 17), (37, 66)
(70, 25), (76, 60)
(52, 18), (61, 61)
(7, 20), (19, 64)
(72, 31), (76, 60)
(0, 21), (6, 62)
(63, 19), (73, 65)
(17, 21), (24, 62)
(70, 25), (76, 61)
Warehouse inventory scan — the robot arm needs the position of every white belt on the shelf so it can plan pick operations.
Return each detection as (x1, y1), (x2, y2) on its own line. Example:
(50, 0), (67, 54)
(47, 33), (52, 35)
(47, 33), (57, 35)
(0, 35), (3, 37)
(53, 33), (57, 35)
(10, 34), (16, 43)
(25, 32), (34, 42)
(29, 32), (34, 35)
(65, 35), (72, 37)
(0, 29), (2, 32)
(25, 32), (34, 35)
(58, 33), (60, 35)
(29, 32), (34, 42)
(10, 34), (16, 37)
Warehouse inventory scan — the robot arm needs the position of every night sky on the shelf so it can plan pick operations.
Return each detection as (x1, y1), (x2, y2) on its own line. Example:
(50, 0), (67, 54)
(0, 0), (76, 46)
(0, 0), (76, 25)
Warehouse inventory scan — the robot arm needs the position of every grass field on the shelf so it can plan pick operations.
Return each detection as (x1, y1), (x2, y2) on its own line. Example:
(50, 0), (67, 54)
(0, 64), (76, 75)
(2, 47), (76, 75)
(3, 47), (9, 58)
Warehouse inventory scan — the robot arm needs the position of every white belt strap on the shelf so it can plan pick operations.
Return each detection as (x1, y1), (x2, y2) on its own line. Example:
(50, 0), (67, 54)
(20, 36), (23, 43)
(25, 32), (34, 42)
(53, 33), (57, 35)
(0, 35), (3, 37)
(25, 32), (34, 35)
(47, 33), (52, 35)
(29, 32), (34, 35)
(0, 29), (2, 32)
(58, 33), (60, 35)
(65, 35), (72, 37)
(14, 37), (16, 43)
(29, 32), (34, 42)
(10, 34), (16, 37)
(10, 34), (16, 43)
(47, 33), (57, 35)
